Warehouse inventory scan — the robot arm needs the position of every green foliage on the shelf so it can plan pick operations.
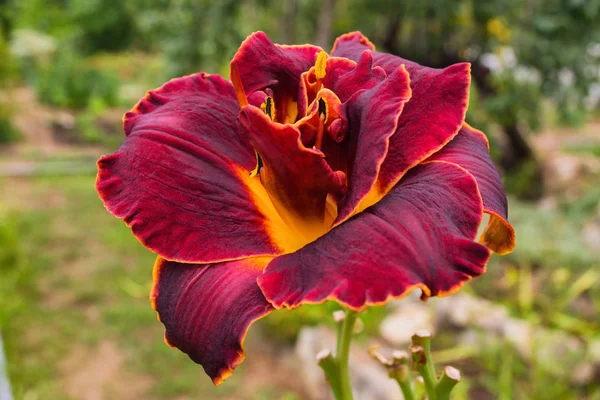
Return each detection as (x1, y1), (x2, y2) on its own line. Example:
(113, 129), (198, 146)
(73, 103), (122, 147)
(154, 0), (247, 77)
(516, 0), (600, 122)
(0, 105), (19, 144)
(7, 0), (73, 38)
(0, 30), (20, 143)
(0, 29), (16, 85)
(485, 69), (542, 131)
(503, 197), (596, 269)
(35, 48), (119, 109)
(0, 213), (29, 328)
(71, 0), (137, 53)
(7, 0), (136, 53)
(502, 159), (542, 198)
(476, 337), (579, 400)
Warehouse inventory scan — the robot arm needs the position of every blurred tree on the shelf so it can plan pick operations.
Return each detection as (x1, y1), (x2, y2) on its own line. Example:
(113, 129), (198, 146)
(1, 0), (598, 197)
(334, 0), (600, 198)
(0, 0), (13, 38)
(282, 0), (297, 43)
(71, 0), (137, 53)
(316, 0), (335, 48)
(136, 0), (247, 77)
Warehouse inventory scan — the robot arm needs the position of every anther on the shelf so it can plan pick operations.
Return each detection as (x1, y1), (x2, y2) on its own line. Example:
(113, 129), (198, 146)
(315, 51), (327, 91)
(260, 96), (275, 121)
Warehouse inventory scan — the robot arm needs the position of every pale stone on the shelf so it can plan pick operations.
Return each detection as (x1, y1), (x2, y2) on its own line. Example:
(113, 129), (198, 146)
(379, 303), (434, 345)
(435, 294), (509, 332)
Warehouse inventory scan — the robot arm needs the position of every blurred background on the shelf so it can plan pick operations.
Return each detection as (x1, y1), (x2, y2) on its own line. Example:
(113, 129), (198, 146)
(0, 0), (599, 399)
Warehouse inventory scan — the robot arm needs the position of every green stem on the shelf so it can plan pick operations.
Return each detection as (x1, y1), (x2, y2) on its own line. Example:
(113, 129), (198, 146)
(389, 366), (415, 400)
(398, 380), (415, 400)
(336, 309), (356, 400)
(435, 366), (460, 400)
(318, 350), (343, 399)
(412, 332), (438, 400)
(417, 363), (438, 400)
(418, 334), (437, 390)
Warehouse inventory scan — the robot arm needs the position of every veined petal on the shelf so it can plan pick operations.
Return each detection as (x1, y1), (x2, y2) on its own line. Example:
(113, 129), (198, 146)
(230, 31), (322, 122)
(329, 51), (387, 103)
(426, 124), (515, 254)
(258, 162), (491, 311)
(332, 32), (471, 206)
(96, 73), (289, 263)
(151, 256), (274, 385)
(334, 63), (412, 225)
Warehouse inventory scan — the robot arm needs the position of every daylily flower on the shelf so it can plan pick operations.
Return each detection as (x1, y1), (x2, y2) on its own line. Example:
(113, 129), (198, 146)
(96, 31), (515, 385)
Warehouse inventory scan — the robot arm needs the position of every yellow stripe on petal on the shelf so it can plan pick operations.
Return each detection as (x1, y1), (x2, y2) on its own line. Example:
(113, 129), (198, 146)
(234, 166), (318, 254)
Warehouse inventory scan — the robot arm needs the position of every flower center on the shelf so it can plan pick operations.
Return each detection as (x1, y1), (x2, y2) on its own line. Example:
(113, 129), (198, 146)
(237, 51), (355, 244)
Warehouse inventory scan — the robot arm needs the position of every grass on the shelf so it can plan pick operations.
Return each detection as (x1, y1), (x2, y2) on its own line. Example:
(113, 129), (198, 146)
(0, 169), (599, 399)
(564, 143), (600, 158)
(0, 175), (302, 399)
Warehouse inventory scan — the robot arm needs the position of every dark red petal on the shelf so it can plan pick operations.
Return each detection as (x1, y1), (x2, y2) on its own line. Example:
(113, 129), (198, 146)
(331, 31), (376, 55)
(238, 105), (346, 228)
(328, 51), (387, 103)
(258, 162), (491, 311)
(332, 32), (471, 199)
(230, 31), (322, 122)
(334, 64), (412, 224)
(300, 52), (386, 109)
(427, 124), (515, 254)
(97, 73), (284, 263)
(151, 256), (274, 385)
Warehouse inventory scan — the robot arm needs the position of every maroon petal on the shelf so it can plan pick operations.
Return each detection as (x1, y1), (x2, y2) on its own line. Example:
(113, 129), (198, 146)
(258, 162), (491, 310)
(334, 63), (412, 224)
(331, 32), (376, 55)
(151, 256), (274, 385)
(97, 73), (288, 263)
(329, 51), (387, 103)
(332, 32), (471, 202)
(230, 31), (322, 122)
(427, 124), (515, 254)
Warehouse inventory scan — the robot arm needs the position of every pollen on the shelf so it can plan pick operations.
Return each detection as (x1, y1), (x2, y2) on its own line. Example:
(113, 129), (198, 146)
(315, 51), (327, 81)
(260, 96), (275, 121)
(317, 97), (328, 123)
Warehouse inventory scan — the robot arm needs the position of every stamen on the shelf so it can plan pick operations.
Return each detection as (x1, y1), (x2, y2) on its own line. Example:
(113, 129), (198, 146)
(315, 51), (327, 91)
(314, 98), (328, 150)
(315, 51), (327, 81)
(260, 96), (275, 121)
